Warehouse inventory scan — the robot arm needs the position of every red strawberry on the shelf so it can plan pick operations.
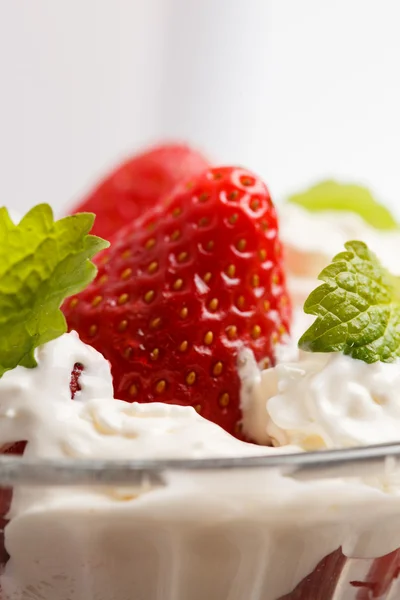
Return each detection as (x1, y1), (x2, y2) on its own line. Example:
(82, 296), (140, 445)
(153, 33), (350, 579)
(70, 143), (209, 240)
(353, 549), (400, 598)
(280, 548), (347, 600)
(280, 547), (400, 599)
(69, 362), (84, 398)
(63, 166), (291, 438)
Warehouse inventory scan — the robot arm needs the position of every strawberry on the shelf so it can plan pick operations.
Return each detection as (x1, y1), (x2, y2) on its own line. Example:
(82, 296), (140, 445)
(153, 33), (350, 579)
(280, 548), (347, 600)
(70, 143), (209, 240)
(280, 547), (400, 599)
(63, 166), (291, 438)
(69, 362), (84, 398)
(353, 549), (400, 598)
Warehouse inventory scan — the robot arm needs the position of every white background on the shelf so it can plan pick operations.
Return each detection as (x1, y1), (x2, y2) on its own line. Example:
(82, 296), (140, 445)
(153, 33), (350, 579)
(0, 0), (399, 217)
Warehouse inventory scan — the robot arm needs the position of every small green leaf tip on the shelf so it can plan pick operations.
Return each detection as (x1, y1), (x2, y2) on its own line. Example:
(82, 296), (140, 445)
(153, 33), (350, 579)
(0, 204), (109, 377)
(288, 180), (398, 230)
(298, 240), (400, 363)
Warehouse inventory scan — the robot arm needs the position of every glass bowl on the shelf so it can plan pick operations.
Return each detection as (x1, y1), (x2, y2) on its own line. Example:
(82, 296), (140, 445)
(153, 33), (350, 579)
(1, 444), (400, 600)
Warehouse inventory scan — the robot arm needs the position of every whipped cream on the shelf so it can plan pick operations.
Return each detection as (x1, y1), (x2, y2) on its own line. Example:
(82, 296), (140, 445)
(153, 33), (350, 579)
(241, 204), (400, 450)
(0, 332), (265, 463)
(241, 349), (400, 450)
(1, 333), (400, 600)
(2, 202), (400, 599)
(278, 203), (400, 305)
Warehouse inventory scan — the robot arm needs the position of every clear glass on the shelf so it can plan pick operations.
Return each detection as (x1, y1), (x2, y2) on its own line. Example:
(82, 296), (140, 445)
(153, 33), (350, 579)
(1, 444), (400, 600)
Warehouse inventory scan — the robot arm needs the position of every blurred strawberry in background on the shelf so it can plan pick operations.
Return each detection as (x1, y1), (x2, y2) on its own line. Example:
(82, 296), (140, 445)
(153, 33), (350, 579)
(71, 143), (209, 240)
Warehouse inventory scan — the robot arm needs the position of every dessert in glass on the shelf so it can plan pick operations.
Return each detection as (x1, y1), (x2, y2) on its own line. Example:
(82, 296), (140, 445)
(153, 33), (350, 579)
(1, 146), (400, 599)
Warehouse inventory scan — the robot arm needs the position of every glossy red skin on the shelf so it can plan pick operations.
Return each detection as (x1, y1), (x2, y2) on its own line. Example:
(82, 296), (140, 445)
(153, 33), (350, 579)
(64, 166), (291, 437)
(70, 143), (209, 240)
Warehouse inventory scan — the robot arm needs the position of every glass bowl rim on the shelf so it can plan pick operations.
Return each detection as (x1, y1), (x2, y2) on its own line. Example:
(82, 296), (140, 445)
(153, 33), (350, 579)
(0, 442), (399, 487)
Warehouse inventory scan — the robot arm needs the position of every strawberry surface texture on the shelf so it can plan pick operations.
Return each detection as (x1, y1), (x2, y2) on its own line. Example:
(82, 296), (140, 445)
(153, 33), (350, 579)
(64, 166), (291, 438)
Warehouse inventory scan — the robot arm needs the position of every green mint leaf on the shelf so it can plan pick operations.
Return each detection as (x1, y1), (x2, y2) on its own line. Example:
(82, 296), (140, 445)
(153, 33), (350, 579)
(288, 180), (398, 230)
(0, 204), (109, 377)
(298, 240), (400, 363)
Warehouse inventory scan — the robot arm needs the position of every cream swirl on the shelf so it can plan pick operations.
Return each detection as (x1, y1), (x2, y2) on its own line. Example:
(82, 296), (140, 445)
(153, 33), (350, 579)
(241, 349), (400, 449)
